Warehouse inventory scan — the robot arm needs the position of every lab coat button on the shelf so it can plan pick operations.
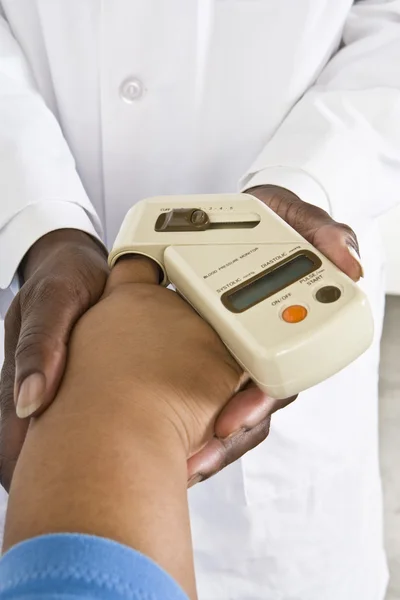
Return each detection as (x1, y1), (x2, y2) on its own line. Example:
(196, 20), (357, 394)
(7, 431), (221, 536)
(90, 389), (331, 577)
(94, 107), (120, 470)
(120, 77), (144, 102)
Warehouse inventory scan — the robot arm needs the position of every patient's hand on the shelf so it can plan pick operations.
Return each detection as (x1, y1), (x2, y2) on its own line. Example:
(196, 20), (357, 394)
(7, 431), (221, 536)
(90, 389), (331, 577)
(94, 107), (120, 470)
(6, 256), (255, 597)
(64, 257), (269, 462)
(3, 257), (295, 596)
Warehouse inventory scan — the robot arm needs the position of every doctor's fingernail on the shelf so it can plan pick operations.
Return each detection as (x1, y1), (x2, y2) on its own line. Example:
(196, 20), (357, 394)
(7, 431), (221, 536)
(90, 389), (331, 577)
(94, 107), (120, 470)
(347, 244), (364, 279)
(221, 427), (247, 442)
(16, 373), (46, 419)
(188, 474), (204, 488)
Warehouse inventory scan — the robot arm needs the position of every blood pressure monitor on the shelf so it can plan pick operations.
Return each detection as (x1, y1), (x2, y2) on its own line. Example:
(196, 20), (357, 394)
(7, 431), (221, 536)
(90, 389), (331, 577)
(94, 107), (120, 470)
(109, 194), (374, 399)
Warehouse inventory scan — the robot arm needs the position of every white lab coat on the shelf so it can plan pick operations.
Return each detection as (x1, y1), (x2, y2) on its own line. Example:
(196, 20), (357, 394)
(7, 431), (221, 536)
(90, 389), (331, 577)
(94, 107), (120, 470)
(0, 1), (398, 598)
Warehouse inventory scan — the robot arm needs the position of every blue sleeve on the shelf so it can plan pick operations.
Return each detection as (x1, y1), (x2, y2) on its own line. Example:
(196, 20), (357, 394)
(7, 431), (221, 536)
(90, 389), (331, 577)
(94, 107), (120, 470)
(0, 533), (189, 600)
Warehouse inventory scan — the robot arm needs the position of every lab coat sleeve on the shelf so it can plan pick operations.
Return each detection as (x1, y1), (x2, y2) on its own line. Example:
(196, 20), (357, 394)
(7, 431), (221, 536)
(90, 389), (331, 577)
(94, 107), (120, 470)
(0, 12), (103, 318)
(241, 0), (400, 223)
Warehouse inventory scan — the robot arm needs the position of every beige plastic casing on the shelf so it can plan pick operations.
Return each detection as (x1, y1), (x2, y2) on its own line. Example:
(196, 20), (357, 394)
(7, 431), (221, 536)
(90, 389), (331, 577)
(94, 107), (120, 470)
(109, 194), (374, 399)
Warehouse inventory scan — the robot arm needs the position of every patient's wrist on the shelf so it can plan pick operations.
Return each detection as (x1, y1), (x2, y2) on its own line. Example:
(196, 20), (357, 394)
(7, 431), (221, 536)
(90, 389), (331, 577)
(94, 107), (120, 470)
(4, 388), (188, 549)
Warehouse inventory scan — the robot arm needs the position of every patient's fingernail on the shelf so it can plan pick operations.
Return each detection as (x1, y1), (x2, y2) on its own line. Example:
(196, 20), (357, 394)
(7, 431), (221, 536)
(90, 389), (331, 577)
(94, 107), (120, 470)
(347, 244), (364, 279)
(16, 373), (45, 419)
(188, 474), (203, 489)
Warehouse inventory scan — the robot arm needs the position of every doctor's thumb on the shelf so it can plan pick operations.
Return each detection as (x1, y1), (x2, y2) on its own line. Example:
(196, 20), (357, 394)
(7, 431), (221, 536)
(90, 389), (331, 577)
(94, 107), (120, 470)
(12, 302), (77, 420)
(12, 281), (104, 420)
(0, 229), (109, 429)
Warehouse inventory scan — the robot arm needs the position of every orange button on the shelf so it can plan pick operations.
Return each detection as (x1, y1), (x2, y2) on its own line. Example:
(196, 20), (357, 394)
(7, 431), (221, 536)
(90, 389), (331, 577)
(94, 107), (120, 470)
(281, 305), (308, 323)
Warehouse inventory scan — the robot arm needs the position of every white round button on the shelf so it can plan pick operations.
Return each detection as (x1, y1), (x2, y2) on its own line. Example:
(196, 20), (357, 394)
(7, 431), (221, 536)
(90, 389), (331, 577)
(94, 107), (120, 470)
(120, 77), (144, 103)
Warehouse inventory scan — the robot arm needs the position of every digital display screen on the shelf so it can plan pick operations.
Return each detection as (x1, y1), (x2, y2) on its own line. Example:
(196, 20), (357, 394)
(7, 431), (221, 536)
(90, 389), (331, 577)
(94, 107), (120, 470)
(225, 254), (318, 313)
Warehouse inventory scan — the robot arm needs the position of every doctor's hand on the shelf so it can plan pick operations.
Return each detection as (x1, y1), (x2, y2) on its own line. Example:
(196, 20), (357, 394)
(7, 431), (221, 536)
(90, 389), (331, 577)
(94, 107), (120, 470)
(186, 184), (364, 481)
(248, 184), (364, 281)
(0, 229), (109, 491)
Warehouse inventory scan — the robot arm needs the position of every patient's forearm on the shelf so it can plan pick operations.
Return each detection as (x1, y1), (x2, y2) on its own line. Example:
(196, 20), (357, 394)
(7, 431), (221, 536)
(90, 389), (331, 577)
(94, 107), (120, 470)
(3, 381), (196, 598)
